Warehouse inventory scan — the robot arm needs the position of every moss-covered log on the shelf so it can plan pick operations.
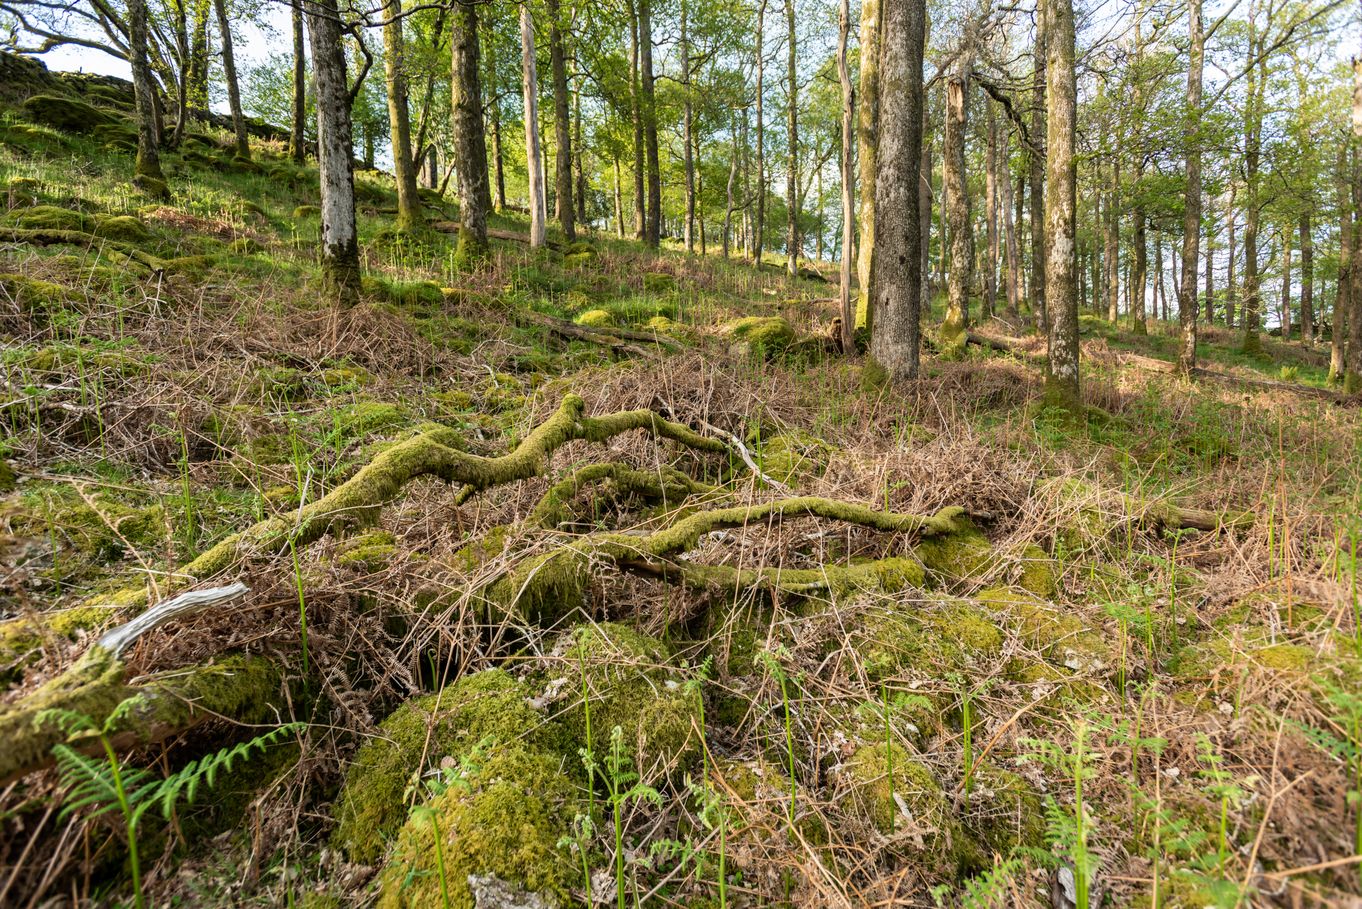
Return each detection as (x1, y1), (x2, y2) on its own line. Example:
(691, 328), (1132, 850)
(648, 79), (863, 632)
(0, 647), (282, 785)
(0, 225), (165, 271)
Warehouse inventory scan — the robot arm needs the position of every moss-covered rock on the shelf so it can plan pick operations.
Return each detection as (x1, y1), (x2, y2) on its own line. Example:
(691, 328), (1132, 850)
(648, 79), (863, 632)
(575, 308), (615, 327)
(548, 622), (702, 773)
(1, 204), (92, 232)
(375, 745), (577, 909)
(0, 459), (16, 492)
(976, 587), (1114, 674)
(93, 214), (151, 243)
(23, 94), (117, 131)
(326, 401), (409, 442)
(840, 743), (974, 867)
(961, 763), (1045, 857)
(0, 273), (68, 315)
(333, 669), (559, 863)
(1015, 544), (1059, 598)
(334, 530), (397, 572)
(757, 430), (835, 488)
(563, 242), (598, 268)
(643, 272), (675, 293)
(293, 204), (320, 219)
(362, 275), (444, 307)
(849, 598), (1004, 681)
(132, 174), (169, 201)
(724, 316), (796, 360)
(916, 519), (995, 583)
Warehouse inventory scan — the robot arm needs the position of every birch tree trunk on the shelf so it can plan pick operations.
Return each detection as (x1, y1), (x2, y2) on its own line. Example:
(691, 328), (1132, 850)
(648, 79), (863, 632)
(1204, 210), (1215, 323)
(1226, 186), (1237, 328)
(452, 0), (490, 268)
(521, 4), (547, 249)
(919, 109), (932, 308)
(487, 27), (507, 212)
(867, 0), (926, 378)
(1029, 12), (1047, 333)
(383, 0), (422, 232)
(984, 98), (998, 321)
(129, 0), (166, 195)
(724, 109), (740, 258)
(1001, 129), (1020, 319)
(1280, 233), (1292, 341)
(837, 0), (855, 352)
(1332, 147), (1350, 381)
(291, 1), (307, 162)
(855, 0), (881, 330)
(1345, 56), (1362, 393)
(1043, 0), (1079, 406)
(630, 0), (645, 238)
(1105, 158), (1119, 321)
(1300, 213), (1313, 344)
(785, 0), (799, 277)
(213, 0), (249, 160)
(682, 0), (696, 253)
(941, 54), (972, 357)
(547, 0), (576, 241)
(306, 0), (361, 305)
(1176, 0), (1203, 374)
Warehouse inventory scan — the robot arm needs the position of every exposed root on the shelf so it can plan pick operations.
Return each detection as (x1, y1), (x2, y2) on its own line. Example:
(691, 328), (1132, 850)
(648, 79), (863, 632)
(526, 461), (717, 529)
(0, 226), (165, 271)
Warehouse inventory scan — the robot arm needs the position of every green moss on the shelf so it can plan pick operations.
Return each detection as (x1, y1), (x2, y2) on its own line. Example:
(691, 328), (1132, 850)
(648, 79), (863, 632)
(724, 316), (796, 359)
(376, 745), (577, 909)
(757, 431), (835, 488)
(333, 670), (558, 863)
(916, 521), (995, 582)
(13, 492), (165, 564)
(1171, 635), (1313, 684)
(1, 204), (92, 232)
(450, 525), (509, 573)
(251, 365), (310, 401)
(549, 622), (702, 772)
(293, 204), (320, 219)
(0, 459), (15, 492)
(1015, 545), (1058, 598)
(92, 214), (151, 243)
(23, 94), (117, 131)
(563, 250), (597, 269)
(976, 587), (1114, 673)
(327, 401), (409, 441)
(642, 272), (675, 293)
(335, 530), (397, 571)
(962, 764), (1045, 857)
(229, 237), (263, 255)
(860, 358), (891, 392)
(132, 174), (169, 201)
(163, 255), (216, 277)
(575, 308), (615, 327)
(0, 273), (68, 314)
(362, 275), (444, 307)
(842, 743), (970, 866)
(851, 598), (1004, 681)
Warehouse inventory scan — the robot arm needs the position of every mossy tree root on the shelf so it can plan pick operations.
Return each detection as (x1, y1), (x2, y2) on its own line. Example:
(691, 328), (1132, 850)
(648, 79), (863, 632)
(2, 396), (727, 668)
(0, 226), (165, 271)
(526, 461), (718, 528)
(483, 500), (972, 624)
(0, 647), (283, 785)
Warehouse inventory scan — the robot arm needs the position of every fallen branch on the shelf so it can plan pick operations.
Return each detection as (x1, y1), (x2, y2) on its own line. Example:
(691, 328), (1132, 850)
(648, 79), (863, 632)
(0, 226), (165, 271)
(429, 220), (560, 249)
(521, 312), (681, 357)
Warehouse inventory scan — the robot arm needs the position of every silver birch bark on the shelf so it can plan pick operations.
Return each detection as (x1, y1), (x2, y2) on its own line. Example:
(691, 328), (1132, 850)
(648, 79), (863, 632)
(855, 0), (881, 330)
(1043, 0), (1079, 405)
(838, 0), (856, 352)
(306, 0), (361, 305)
(1177, 0), (1203, 374)
(521, 4), (547, 248)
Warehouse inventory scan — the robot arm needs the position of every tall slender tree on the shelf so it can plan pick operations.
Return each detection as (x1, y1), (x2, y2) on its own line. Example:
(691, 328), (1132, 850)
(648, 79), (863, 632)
(306, 0), (361, 305)
(941, 53), (972, 356)
(1177, 0), (1204, 374)
(837, 0), (855, 352)
(212, 0), (248, 160)
(752, 0), (767, 264)
(785, 0), (799, 276)
(521, 3), (546, 248)
(855, 0), (881, 329)
(451, 0), (490, 268)
(547, 0), (576, 241)
(1029, 11), (1047, 333)
(383, 0), (422, 232)
(1044, 0), (1079, 405)
(291, 1), (307, 162)
(640, 0), (660, 247)
(129, 0), (166, 197)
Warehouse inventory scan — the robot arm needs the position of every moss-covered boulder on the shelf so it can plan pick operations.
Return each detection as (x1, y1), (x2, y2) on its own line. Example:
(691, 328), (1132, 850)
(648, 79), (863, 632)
(1015, 544), (1059, 598)
(757, 430), (835, 488)
(93, 214), (151, 243)
(293, 204), (320, 220)
(643, 272), (675, 293)
(960, 763), (1045, 857)
(724, 316), (796, 360)
(547, 622), (702, 774)
(976, 587), (1115, 674)
(848, 598), (1004, 682)
(1, 204), (92, 232)
(23, 94), (116, 132)
(333, 669), (560, 863)
(563, 241), (598, 268)
(132, 174), (169, 201)
(916, 519), (995, 583)
(375, 745), (577, 909)
(0, 273), (68, 316)
(840, 743), (976, 867)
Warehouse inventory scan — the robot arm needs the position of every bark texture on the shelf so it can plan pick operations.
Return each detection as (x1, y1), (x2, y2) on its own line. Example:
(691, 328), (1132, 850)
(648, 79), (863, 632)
(547, 0), (576, 241)
(384, 0), (422, 232)
(452, 0), (490, 268)
(306, 0), (362, 305)
(1043, 0), (1079, 406)
(1176, 0), (1203, 375)
(941, 54), (972, 358)
(521, 4), (547, 248)
(854, 0), (880, 329)
(213, 0), (249, 160)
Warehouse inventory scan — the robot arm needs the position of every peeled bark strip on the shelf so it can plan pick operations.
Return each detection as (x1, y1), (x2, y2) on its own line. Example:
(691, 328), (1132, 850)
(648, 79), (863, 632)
(867, 0), (926, 378)
(306, 0), (362, 305)
(1043, 0), (1079, 407)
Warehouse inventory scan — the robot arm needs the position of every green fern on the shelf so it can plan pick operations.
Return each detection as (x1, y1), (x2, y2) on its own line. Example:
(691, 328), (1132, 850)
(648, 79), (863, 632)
(38, 699), (303, 909)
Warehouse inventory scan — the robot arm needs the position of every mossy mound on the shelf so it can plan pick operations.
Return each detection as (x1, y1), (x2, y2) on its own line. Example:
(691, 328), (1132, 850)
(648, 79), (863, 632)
(916, 519), (995, 583)
(960, 763), (1045, 857)
(724, 316), (796, 360)
(333, 669), (558, 863)
(562, 241), (598, 268)
(334, 530), (397, 572)
(549, 622), (702, 774)
(0, 273), (68, 316)
(1171, 634), (1313, 684)
(375, 745), (577, 909)
(229, 237), (262, 255)
(326, 401), (409, 443)
(362, 275), (444, 307)
(132, 174), (169, 201)
(757, 430), (835, 488)
(642, 272), (675, 293)
(293, 204), (320, 219)
(92, 214), (151, 243)
(575, 308), (615, 328)
(1015, 544), (1059, 598)
(976, 587), (1114, 674)
(0, 460), (16, 492)
(848, 598), (1004, 681)
(23, 94), (116, 131)
(1, 204), (92, 232)
(840, 743), (975, 867)
(11, 493), (164, 565)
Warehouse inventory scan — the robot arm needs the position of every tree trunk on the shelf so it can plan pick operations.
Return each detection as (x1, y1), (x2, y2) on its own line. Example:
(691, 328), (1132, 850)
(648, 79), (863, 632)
(984, 98), (998, 321)
(640, 0), (660, 248)
(213, 0), (249, 160)
(1280, 233), (1292, 342)
(486, 24), (507, 212)
(1001, 129), (1019, 319)
(1043, 0), (1079, 406)
(867, 0), (926, 378)
(682, 0), (696, 253)
(305, 0), (361, 305)
(521, 3), (547, 248)
(1226, 187), (1237, 328)
(452, 0), (490, 268)
(1029, 12), (1046, 334)
(547, 0), (576, 241)
(785, 0), (799, 276)
(614, 155), (625, 237)
(1241, 27), (1263, 356)
(1105, 158), (1119, 321)
(854, 0), (881, 330)
(1204, 210), (1215, 324)
(1300, 213), (1313, 344)
(941, 54), (972, 356)
(837, 0), (855, 352)
(919, 111), (932, 308)
(752, 0), (767, 264)
(1333, 145), (1351, 382)
(1345, 60), (1362, 392)
(574, 78), (587, 224)
(129, 0), (165, 192)
(383, 0), (422, 232)
(1176, 0), (1203, 373)
(291, 1), (307, 162)
(188, 0), (210, 110)
(724, 109), (740, 258)
(630, 0), (646, 239)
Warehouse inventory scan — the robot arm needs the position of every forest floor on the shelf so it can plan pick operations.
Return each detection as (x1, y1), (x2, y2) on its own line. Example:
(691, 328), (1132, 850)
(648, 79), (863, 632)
(2, 74), (1362, 909)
